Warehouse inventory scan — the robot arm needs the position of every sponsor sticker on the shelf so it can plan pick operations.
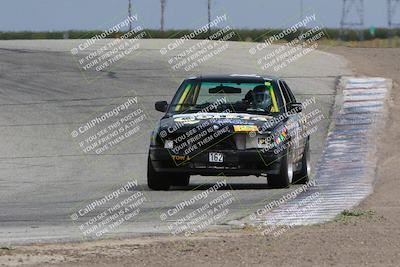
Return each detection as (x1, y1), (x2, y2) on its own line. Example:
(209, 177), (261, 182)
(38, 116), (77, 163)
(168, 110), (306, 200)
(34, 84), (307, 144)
(233, 125), (258, 132)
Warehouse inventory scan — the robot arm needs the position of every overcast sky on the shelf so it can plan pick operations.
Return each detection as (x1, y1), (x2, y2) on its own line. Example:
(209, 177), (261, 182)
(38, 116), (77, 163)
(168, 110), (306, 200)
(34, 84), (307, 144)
(0, 0), (394, 31)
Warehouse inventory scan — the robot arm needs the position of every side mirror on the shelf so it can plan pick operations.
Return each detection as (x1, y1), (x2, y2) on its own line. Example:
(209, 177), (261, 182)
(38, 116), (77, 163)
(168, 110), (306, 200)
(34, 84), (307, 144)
(287, 102), (303, 113)
(155, 101), (168, 112)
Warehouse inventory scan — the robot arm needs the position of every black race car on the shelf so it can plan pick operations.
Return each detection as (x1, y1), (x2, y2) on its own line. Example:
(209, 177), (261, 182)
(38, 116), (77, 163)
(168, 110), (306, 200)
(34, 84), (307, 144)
(148, 75), (310, 190)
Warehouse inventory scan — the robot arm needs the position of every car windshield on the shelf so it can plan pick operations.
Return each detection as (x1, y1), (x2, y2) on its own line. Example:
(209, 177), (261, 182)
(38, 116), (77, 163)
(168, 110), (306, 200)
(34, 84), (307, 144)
(168, 80), (281, 115)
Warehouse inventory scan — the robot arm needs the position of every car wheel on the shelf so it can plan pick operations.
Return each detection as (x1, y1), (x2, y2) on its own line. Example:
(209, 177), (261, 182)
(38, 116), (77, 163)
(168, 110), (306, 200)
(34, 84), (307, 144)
(293, 138), (310, 184)
(169, 175), (190, 186)
(268, 147), (293, 188)
(147, 155), (170, 190)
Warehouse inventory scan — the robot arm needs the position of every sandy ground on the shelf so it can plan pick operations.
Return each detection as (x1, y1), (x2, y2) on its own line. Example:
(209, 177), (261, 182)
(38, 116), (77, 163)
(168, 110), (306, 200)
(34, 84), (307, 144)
(1, 47), (399, 267)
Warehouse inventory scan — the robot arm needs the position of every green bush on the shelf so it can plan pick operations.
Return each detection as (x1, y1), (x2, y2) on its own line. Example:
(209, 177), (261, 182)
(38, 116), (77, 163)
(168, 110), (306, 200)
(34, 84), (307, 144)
(1, 28), (400, 41)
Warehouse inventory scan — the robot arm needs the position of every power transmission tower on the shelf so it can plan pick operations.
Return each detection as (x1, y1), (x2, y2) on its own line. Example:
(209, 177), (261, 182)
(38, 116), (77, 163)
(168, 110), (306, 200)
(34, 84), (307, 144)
(161, 0), (166, 32)
(388, 0), (400, 45)
(388, 0), (400, 28)
(128, 0), (132, 31)
(340, 0), (364, 40)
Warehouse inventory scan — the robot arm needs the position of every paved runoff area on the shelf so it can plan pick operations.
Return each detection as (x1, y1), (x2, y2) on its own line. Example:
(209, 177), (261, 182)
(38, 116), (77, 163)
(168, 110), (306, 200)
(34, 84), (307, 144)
(0, 39), (352, 244)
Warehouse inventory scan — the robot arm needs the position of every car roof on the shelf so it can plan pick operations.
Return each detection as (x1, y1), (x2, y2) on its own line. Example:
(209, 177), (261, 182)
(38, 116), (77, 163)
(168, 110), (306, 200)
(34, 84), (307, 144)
(187, 74), (279, 83)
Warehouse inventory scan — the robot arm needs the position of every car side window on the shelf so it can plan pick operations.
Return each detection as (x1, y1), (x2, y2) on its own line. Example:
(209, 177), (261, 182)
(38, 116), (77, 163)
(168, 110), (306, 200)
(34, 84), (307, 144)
(279, 80), (293, 105)
(283, 81), (296, 103)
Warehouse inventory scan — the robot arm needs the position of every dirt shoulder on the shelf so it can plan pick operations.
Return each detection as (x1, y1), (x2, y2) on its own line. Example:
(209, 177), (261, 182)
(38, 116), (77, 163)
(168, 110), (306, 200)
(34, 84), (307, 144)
(1, 47), (399, 267)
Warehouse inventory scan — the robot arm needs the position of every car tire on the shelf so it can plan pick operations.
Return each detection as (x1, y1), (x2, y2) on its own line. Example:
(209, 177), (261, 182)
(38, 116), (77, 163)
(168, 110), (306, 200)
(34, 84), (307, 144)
(169, 175), (190, 186)
(268, 147), (293, 188)
(147, 156), (170, 191)
(293, 138), (310, 184)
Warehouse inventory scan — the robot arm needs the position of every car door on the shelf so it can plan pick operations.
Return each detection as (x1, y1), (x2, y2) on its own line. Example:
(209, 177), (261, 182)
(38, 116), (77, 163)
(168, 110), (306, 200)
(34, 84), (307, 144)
(279, 80), (305, 163)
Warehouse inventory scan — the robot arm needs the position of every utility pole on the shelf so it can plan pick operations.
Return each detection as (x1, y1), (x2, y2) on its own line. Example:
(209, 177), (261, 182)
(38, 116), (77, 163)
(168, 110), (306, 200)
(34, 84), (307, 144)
(300, 0), (304, 37)
(161, 0), (166, 32)
(207, 0), (211, 36)
(300, 0), (304, 21)
(340, 0), (364, 40)
(128, 0), (132, 31)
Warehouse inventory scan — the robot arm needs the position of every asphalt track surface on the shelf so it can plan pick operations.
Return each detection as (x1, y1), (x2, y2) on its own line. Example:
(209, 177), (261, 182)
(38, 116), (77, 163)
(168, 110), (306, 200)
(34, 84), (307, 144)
(0, 39), (351, 244)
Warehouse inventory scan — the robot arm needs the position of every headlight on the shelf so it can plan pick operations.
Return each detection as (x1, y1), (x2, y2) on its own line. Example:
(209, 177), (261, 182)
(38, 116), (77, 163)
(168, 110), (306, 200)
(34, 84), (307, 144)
(244, 133), (273, 149)
(164, 140), (174, 149)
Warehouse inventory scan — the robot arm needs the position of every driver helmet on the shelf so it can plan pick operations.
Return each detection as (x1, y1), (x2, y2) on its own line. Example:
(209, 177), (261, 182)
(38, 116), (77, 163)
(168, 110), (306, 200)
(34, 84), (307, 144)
(252, 85), (272, 109)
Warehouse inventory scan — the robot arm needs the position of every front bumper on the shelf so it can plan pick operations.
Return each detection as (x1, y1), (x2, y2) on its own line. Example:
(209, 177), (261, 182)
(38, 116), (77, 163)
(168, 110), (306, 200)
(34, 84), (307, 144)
(149, 147), (283, 176)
